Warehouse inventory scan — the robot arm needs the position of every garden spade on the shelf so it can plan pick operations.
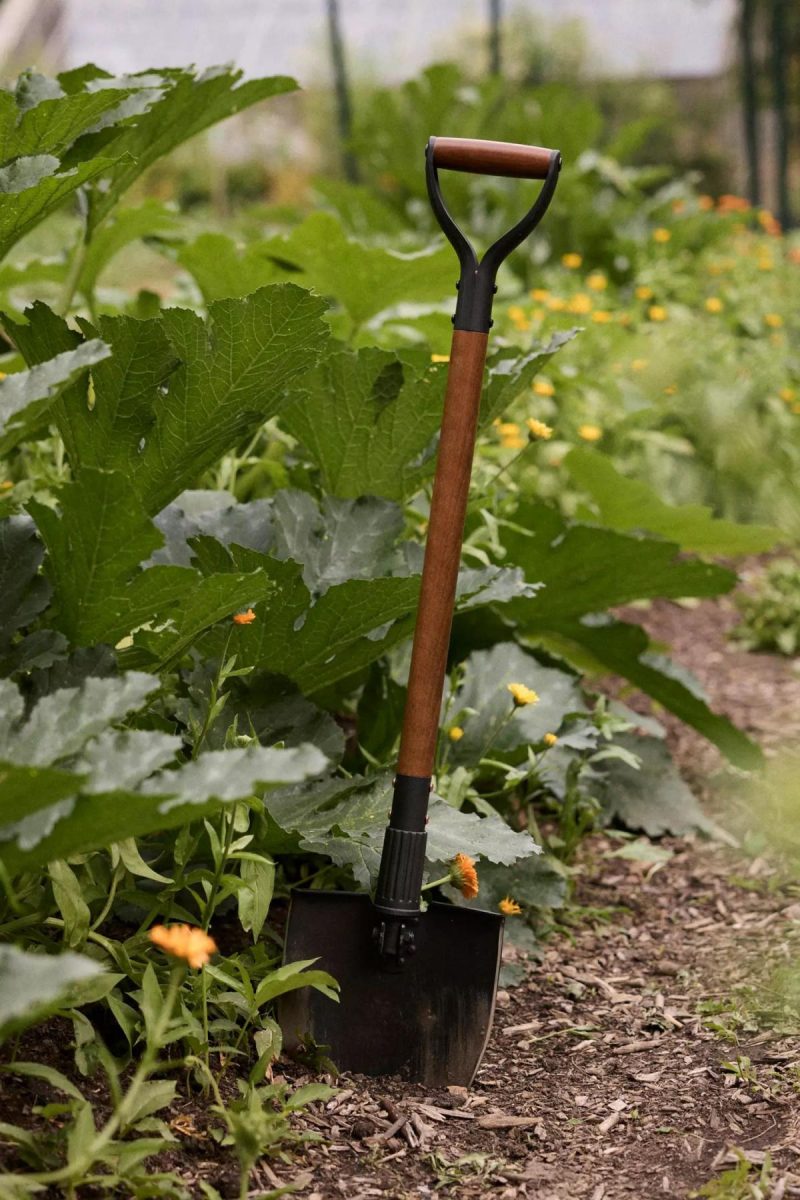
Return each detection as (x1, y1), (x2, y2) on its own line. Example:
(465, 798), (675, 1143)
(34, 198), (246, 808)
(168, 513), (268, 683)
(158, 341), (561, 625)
(281, 137), (561, 1085)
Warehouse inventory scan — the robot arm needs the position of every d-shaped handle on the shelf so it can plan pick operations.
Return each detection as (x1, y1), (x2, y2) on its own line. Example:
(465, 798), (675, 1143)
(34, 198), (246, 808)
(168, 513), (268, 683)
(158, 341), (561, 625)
(431, 136), (558, 180)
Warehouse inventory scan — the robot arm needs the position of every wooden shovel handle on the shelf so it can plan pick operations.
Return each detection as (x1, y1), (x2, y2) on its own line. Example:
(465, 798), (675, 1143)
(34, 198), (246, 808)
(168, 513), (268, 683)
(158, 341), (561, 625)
(431, 136), (555, 179)
(397, 329), (488, 778)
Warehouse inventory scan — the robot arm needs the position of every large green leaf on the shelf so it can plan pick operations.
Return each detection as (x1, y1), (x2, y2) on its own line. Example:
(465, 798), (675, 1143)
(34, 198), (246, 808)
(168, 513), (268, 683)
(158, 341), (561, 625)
(265, 772), (537, 888)
(79, 67), (297, 230)
(597, 733), (715, 836)
(259, 212), (454, 329)
(283, 347), (445, 499)
(565, 447), (781, 555)
(500, 500), (735, 623)
(446, 643), (583, 765)
(64, 286), (327, 514)
(530, 615), (762, 770)
(0, 155), (112, 262)
(176, 233), (282, 304)
(77, 199), (182, 299)
(0, 337), (109, 453)
(31, 467), (273, 647)
(0, 743), (327, 876)
(0, 945), (105, 1041)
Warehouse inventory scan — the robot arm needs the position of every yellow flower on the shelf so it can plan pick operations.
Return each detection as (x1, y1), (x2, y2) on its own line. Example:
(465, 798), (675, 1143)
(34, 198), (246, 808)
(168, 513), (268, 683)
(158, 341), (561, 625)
(533, 377), (555, 397)
(663, 384), (678, 396)
(578, 424), (602, 442)
(764, 313), (783, 328)
(779, 387), (796, 403)
(635, 285), (653, 301)
(430, 353), (450, 363)
(793, 404), (800, 416)
(498, 422), (520, 437)
(449, 853), (479, 900)
(652, 228), (672, 243)
(526, 417), (553, 440)
(501, 435), (526, 450)
(698, 194), (714, 211)
(530, 288), (550, 302)
(507, 682), (539, 707)
(499, 897), (522, 916)
(704, 297), (723, 313)
(544, 732), (558, 747)
(507, 305), (527, 323)
(591, 310), (613, 324)
(648, 305), (667, 322)
(546, 296), (567, 312)
(149, 924), (217, 969)
(567, 292), (592, 315)
(758, 258), (774, 272)
(587, 272), (607, 291)
(448, 726), (464, 741)
(0, 372), (6, 380)
(0, 480), (13, 491)
(562, 252), (582, 269)
(631, 358), (648, 372)
(233, 608), (256, 625)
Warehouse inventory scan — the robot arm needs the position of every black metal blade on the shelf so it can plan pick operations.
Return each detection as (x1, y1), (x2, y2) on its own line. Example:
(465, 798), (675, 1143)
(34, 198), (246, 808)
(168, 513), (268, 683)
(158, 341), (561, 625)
(279, 890), (503, 1087)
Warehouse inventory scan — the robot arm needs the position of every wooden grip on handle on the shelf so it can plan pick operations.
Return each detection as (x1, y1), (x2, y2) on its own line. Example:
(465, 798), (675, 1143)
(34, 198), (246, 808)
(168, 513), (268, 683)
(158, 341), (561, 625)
(431, 137), (556, 180)
(397, 329), (489, 779)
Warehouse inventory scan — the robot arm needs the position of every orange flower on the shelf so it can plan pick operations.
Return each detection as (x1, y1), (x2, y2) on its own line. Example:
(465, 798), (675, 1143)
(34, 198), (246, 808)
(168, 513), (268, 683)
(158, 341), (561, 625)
(149, 924), (217, 968)
(499, 897), (522, 916)
(543, 732), (558, 747)
(449, 853), (479, 900)
(233, 608), (256, 625)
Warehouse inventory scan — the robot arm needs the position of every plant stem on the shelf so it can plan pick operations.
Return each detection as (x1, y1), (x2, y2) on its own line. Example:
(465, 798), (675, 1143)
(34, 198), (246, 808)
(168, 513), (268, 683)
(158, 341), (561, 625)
(192, 628), (233, 760)
(19, 967), (184, 1186)
(59, 218), (90, 316)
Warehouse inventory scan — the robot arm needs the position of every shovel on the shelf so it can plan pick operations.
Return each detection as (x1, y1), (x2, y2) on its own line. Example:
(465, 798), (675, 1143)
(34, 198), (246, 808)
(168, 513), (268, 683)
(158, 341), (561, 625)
(281, 136), (561, 1086)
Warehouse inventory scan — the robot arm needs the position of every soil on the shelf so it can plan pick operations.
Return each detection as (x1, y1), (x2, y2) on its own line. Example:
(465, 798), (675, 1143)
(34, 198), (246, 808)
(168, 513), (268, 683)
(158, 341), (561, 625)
(3, 586), (800, 1199)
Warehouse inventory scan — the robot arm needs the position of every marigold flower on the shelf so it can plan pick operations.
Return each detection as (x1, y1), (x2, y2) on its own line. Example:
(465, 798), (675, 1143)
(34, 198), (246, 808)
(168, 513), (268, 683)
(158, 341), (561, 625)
(562, 252), (582, 269)
(779, 387), (796, 403)
(567, 292), (592, 315)
(631, 358), (648, 372)
(507, 682), (539, 707)
(526, 417), (553, 440)
(530, 288), (550, 302)
(430, 353), (450, 363)
(544, 732), (558, 747)
(587, 273), (607, 291)
(704, 297), (723, 313)
(532, 378), (555, 397)
(233, 608), (256, 625)
(592, 310), (612, 324)
(648, 305), (667, 322)
(448, 726), (464, 741)
(698, 195), (714, 211)
(149, 924), (217, 968)
(499, 897), (522, 916)
(449, 853), (479, 900)
(652, 228), (671, 243)
(764, 313), (783, 329)
(758, 209), (781, 236)
(717, 194), (749, 214)
(635, 285), (653, 301)
(578, 424), (602, 442)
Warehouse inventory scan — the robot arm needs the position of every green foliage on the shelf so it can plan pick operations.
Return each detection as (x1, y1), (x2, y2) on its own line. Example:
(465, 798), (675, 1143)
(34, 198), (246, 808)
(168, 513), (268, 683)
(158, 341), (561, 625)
(732, 558), (800, 655)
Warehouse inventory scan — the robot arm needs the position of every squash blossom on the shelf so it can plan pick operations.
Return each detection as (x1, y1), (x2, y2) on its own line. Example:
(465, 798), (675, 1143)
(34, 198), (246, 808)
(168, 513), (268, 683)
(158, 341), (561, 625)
(149, 924), (217, 968)
(449, 853), (479, 900)
(507, 682), (539, 707)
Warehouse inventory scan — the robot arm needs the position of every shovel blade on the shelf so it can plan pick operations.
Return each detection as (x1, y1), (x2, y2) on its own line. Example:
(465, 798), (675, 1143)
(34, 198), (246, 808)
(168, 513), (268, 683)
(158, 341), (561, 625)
(280, 890), (503, 1086)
